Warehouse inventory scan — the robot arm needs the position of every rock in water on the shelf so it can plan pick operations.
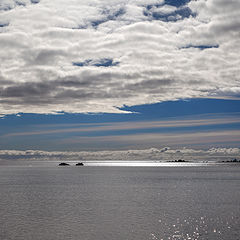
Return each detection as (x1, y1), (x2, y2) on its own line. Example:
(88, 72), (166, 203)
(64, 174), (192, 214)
(76, 162), (84, 166)
(58, 162), (70, 166)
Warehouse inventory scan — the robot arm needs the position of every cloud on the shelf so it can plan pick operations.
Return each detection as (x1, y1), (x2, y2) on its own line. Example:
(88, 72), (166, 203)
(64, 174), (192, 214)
(4, 116), (240, 137)
(62, 130), (240, 149)
(0, 0), (240, 115)
(0, 0), (39, 11)
(0, 147), (239, 162)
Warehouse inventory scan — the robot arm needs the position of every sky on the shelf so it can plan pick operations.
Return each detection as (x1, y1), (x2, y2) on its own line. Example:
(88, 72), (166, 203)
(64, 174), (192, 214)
(0, 0), (240, 159)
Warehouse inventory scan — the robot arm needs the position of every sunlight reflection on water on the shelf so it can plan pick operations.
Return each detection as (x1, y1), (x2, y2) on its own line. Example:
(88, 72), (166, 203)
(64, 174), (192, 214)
(76, 161), (216, 167)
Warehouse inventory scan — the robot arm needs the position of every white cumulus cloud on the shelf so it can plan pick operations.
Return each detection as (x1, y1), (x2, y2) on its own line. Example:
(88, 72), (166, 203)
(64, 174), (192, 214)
(0, 0), (239, 115)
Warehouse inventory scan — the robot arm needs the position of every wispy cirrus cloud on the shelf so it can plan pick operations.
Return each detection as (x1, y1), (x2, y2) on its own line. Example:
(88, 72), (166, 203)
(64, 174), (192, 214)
(0, 0), (240, 115)
(62, 130), (240, 150)
(3, 116), (240, 137)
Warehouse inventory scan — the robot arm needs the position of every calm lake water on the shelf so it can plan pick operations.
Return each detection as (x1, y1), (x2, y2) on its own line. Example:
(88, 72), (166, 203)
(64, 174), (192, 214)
(0, 163), (239, 240)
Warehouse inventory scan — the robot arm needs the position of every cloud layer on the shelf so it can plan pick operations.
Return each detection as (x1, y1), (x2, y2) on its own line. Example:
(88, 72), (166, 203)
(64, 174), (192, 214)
(0, 147), (239, 162)
(0, 0), (240, 114)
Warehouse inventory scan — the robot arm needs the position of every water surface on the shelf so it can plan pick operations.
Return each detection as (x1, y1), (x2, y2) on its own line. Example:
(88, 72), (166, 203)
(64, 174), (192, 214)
(0, 163), (239, 240)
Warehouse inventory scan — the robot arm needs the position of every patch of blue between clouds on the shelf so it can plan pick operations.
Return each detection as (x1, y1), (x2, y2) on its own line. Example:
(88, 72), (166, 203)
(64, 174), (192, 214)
(0, 6), (12, 11)
(165, 0), (191, 7)
(73, 7), (125, 29)
(73, 58), (119, 67)
(15, 1), (26, 6)
(91, 8), (125, 28)
(0, 0), (40, 11)
(30, 0), (40, 4)
(71, 0), (192, 29)
(144, 0), (194, 22)
(0, 23), (9, 28)
(181, 45), (219, 50)
(150, 7), (194, 22)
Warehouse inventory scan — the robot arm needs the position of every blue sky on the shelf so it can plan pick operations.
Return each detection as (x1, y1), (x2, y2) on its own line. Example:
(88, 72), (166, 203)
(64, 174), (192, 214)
(0, 0), (240, 152)
(0, 98), (240, 151)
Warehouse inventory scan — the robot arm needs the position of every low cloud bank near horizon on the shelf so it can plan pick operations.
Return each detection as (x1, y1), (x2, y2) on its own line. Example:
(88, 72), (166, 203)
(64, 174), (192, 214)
(0, 147), (239, 162)
(0, 0), (240, 115)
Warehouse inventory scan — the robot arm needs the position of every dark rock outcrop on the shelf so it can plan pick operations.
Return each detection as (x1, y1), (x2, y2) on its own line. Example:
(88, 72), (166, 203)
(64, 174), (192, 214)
(76, 162), (84, 166)
(167, 159), (189, 163)
(221, 158), (240, 163)
(58, 162), (70, 166)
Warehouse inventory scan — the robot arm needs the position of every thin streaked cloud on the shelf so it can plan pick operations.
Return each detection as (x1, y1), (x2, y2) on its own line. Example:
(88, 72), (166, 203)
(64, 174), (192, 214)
(3, 116), (240, 137)
(62, 129), (240, 149)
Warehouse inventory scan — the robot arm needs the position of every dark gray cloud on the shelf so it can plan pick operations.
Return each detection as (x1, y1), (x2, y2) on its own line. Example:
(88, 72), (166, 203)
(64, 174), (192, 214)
(1, 82), (53, 98)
